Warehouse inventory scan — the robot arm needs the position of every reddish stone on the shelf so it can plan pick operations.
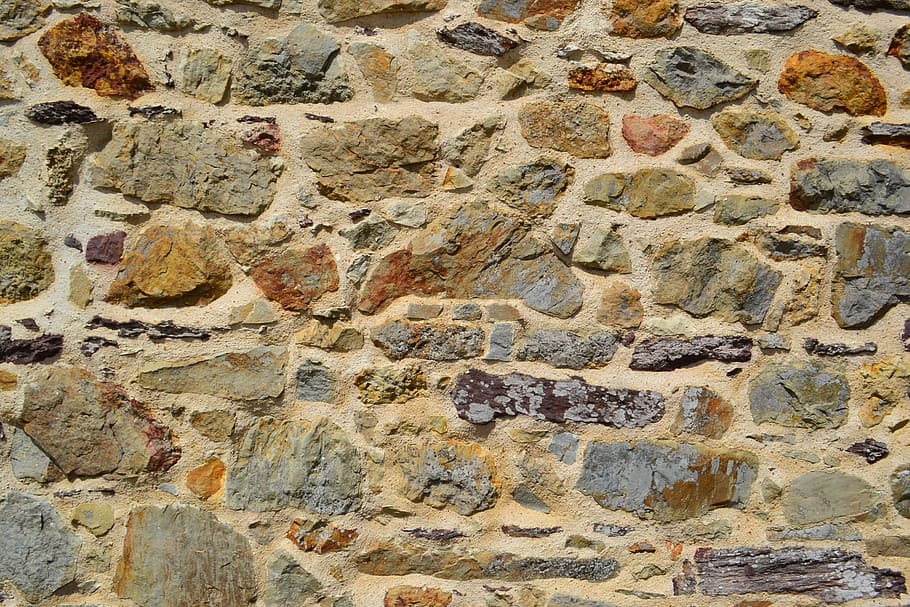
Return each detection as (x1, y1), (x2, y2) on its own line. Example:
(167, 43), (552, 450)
(38, 14), (152, 99)
(384, 585), (453, 607)
(241, 123), (282, 154)
(86, 231), (126, 265)
(568, 64), (636, 92)
(888, 24), (910, 69)
(622, 114), (689, 156)
(287, 519), (358, 554)
(778, 50), (886, 116)
(610, 0), (681, 38)
(250, 244), (339, 311)
(186, 459), (225, 499)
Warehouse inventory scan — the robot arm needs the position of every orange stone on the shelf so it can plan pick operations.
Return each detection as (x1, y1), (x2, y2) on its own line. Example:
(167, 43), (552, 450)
(610, 0), (681, 38)
(778, 50), (886, 116)
(287, 519), (358, 554)
(568, 64), (637, 92)
(187, 459), (226, 499)
(384, 585), (453, 607)
(250, 244), (339, 312)
(621, 114), (689, 156)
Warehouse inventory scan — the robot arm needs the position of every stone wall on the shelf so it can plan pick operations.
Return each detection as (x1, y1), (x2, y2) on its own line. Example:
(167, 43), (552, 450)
(0, 0), (909, 605)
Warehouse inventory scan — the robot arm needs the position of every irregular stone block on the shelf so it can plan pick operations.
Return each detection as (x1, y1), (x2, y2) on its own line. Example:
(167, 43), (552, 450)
(0, 221), (53, 304)
(862, 122), (910, 147)
(630, 336), (752, 371)
(10, 426), (61, 482)
(0, 325), (62, 364)
(86, 315), (209, 341)
(263, 551), (321, 607)
(645, 47), (756, 109)
(684, 2), (817, 34)
(296, 360), (334, 403)
(250, 245), (339, 312)
(892, 464), (910, 518)
(437, 22), (519, 56)
(409, 35), (482, 103)
(26, 100), (101, 125)
(349, 43), (399, 102)
(829, 0), (910, 9)
(868, 535), (910, 557)
(372, 320), (484, 360)
(0, 138), (25, 180)
(287, 519), (358, 553)
(783, 470), (877, 525)
(400, 440), (498, 514)
(355, 364), (426, 404)
(85, 230), (126, 264)
(749, 359), (849, 429)
(609, 0), (681, 38)
(384, 586), (452, 607)
(488, 158), (573, 217)
(568, 64), (636, 91)
(573, 226), (631, 272)
(597, 282), (643, 328)
(441, 116), (503, 177)
(477, 0), (578, 30)
(71, 502), (115, 536)
(714, 195), (779, 225)
(0, 0), (49, 41)
(888, 24), (910, 67)
(621, 114), (689, 156)
(671, 386), (732, 439)
(319, 0), (445, 22)
(790, 158), (910, 216)
(517, 329), (618, 369)
(115, 0), (199, 31)
(711, 109), (799, 160)
(845, 438), (889, 463)
(779, 50), (886, 116)
(179, 48), (232, 104)
(518, 98), (612, 158)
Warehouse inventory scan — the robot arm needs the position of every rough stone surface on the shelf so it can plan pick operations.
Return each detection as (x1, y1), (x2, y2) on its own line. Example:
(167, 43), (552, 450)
(250, 245), (340, 311)
(631, 336), (752, 371)
(9, 426), (61, 482)
(409, 36), (482, 103)
(779, 50), (887, 116)
(749, 359), (850, 429)
(671, 386), (732, 438)
(115, 0), (198, 31)
(573, 226), (631, 272)
(488, 158), (573, 217)
(179, 48), (232, 104)
(684, 3), (817, 34)
(645, 47), (756, 109)
(477, 0), (578, 30)
(0, 0), (48, 41)
(711, 110), (799, 160)
(319, 0), (446, 22)
(437, 22), (519, 56)
(888, 24), (910, 68)
(597, 282), (643, 328)
(517, 329), (618, 369)
(0, 221), (54, 304)
(892, 464), (910, 518)
(790, 158), (910, 216)
(71, 503), (115, 536)
(861, 122), (910, 147)
(296, 359), (334, 402)
(400, 440), (498, 514)
(610, 0), (681, 38)
(262, 551), (322, 607)
(372, 320), (484, 361)
(0, 138), (26, 180)
(568, 64), (636, 92)
(714, 195), (780, 225)
(621, 114), (689, 156)
(384, 585), (452, 607)
(355, 364), (426, 403)
(783, 470), (877, 525)
(518, 99), (612, 158)
(349, 43), (399, 102)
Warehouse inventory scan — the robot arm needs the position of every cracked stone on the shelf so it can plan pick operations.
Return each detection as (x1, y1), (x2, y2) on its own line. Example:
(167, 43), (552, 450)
(684, 2), (817, 34)
(711, 109), (799, 160)
(645, 46), (756, 109)
(749, 359), (850, 429)
(518, 98), (612, 158)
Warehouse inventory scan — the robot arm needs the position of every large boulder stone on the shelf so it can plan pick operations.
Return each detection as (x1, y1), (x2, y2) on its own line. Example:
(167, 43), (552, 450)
(749, 359), (850, 429)
(518, 99), (612, 158)
(399, 440), (498, 514)
(779, 50), (887, 116)
(0, 221), (53, 304)
(644, 47), (756, 109)
(790, 158), (910, 216)
(783, 471), (877, 526)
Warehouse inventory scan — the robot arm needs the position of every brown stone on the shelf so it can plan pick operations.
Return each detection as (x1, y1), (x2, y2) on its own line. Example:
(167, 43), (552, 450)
(0, 221), (54, 304)
(385, 585), (453, 607)
(858, 355), (910, 427)
(38, 14), (152, 99)
(597, 281), (643, 328)
(187, 459), (226, 499)
(778, 50), (886, 116)
(477, 0), (579, 30)
(0, 139), (26, 180)
(670, 386), (733, 439)
(888, 24), (910, 69)
(287, 519), (359, 553)
(622, 114), (689, 156)
(610, 0), (682, 38)
(711, 109), (800, 160)
(349, 43), (398, 102)
(189, 410), (235, 441)
(518, 98), (612, 158)
(568, 64), (636, 92)
(250, 244), (339, 312)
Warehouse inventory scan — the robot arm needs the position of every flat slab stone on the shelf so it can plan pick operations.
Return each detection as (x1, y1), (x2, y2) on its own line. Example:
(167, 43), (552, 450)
(783, 470), (877, 526)
(749, 359), (850, 429)
(319, 0), (445, 22)
(790, 158), (910, 216)
(644, 47), (756, 109)
(0, 221), (53, 304)
(684, 2), (817, 34)
(630, 335), (752, 371)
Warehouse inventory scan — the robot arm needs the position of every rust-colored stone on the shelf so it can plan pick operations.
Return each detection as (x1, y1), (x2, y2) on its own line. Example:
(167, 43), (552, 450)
(477, 0), (579, 30)
(621, 114), (689, 156)
(241, 123), (281, 154)
(287, 519), (359, 554)
(250, 244), (339, 312)
(186, 459), (226, 499)
(38, 14), (152, 99)
(384, 585), (453, 607)
(568, 64), (636, 92)
(778, 50), (886, 116)
(610, 0), (681, 38)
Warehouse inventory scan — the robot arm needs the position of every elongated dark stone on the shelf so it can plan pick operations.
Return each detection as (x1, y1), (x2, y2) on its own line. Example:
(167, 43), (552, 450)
(803, 338), (877, 356)
(846, 438), (889, 463)
(694, 546), (906, 602)
(829, 0), (910, 11)
(86, 315), (210, 341)
(501, 525), (562, 538)
(861, 122), (910, 148)
(0, 326), (63, 364)
(630, 336), (752, 371)
(402, 528), (464, 541)
(452, 368), (664, 427)
(26, 101), (102, 125)
(127, 105), (181, 119)
(684, 2), (817, 34)
(436, 22), (520, 56)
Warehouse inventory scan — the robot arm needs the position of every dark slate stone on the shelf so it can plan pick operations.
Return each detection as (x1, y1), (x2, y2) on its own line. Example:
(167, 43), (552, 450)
(846, 438), (889, 463)
(452, 369), (665, 427)
(127, 105), (181, 119)
(694, 546), (906, 602)
(630, 336), (752, 371)
(63, 233), (83, 251)
(26, 101), (101, 125)
(402, 528), (465, 541)
(684, 2), (817, 34)
(436, 22), (520, 56)
(85, 315), (210, 340)
(592, 523), (634, 536)
(790, 158), (910, 216)
(751, 227), (828, 260)
(80, 335), (118, 357)
(85, 231), (127, 264)
(803, 338), (877, 356)
(0, 326), (63, 364)
(501, 525), (562, 538)
(861, 122), (910, 148)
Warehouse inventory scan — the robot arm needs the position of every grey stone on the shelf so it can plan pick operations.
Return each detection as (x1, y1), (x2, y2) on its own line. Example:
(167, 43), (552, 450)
(830, 0), (910, 11)
(550, 223), (579, 256)
(790, 158), (910, 216)
(116, 0), (199, 31)
(749, 359), (850, 429)
(296, 360), (334, 403)
(486, 322), (516, 361)
(346, 254), (371, 285)
(783, 471), (877, 526)
(684, 2), (817, 34)
(0, 492), (80, 602)
(371, 320), (485, 361)
(341, 217), (397, 250)
(262, 551), (322, 607)
(548, 595), (616, 607)
(573, 227), (631, 272)
(437, 22), (520, 56)
(893, 464), (910, 518)
(671, 386), (733, 438)
(513, 484), (550, 513)
(384, 201), (427, 228)
(0, 0), (48, 42)
(441, 115), (503, 177)
(452, 302), (482, 320)
(861, 122), (910, 147)
(630, 335), (752, 371)
(179, 48), (232, 103)
(714, 195), (780, 225)
(711, 109), (800, 160)
(226, 417), (361, 514)
(409, 34), (482, 103)
(207, 0), (279, 7)
(517, 329), (618, 369)
(487, 158), (573, 217)
(400, 440), (498, 514)
(549, 432), (579, 464)
(9, 426), (60, 482)
(768, 523), (862, 542)
(318, 0), (446, 22)
(644, 46), (757, 109)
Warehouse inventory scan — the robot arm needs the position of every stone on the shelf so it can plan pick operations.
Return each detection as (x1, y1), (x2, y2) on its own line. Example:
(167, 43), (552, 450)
(93, 120), (281, 216)
(485, 323), (516, 361)
(69, 265), (93, 308)
(39, 14), (151, 98)
(0, 138), (25, 180)
(778, 51), (886, 116)
(714, 195), (780, 225)
(287, 520), (358, 553)
(631, 336), (752, 371)
(892, 464), (910, 518)
(85, 231), (126, 265)
(573, 227), (630, 273)
(518, 99), (612, 158)
(355, 364), (426, 403)
(832, 223), (910, 328)
(19, 365), (179, 477)
(207, 0), (278, 7)
(229, 299), (278, 326)
(385, 585), (452, 607)
(441, 166), (473, 190)
(452, 303), (482, 320)
(694, 546), (905, 602)
(226, 418), (360, 514)
(453, 369), (665, 427)
(179, 48), (232, 104)
(868, 535), (910, 557)
(301, 116), (438, 203)
(488, 158), (573, 217)
(296, 320), (363, 352)
(409, 35), (482, 103)
(568, 64), (636, 92)
(549, 223), (579, 257)
(71, 503), (115, 536)
(0, 326), (63, 364)
(239, 121), (282, 154)
(441, 116), (503, 177)
(513, 485), (551, 513)
(384, 201), (427, 228)
(496, 59), (551, 98)
(138, 346), (288, 401)
(349, 43), (398, 102)
(804, 338), (877, 356)
(190, 410), (235, 441)
(549, 433), (579, 464)
(517, 330), (618, 369)
(45, 135), (84, 206)
(0, 0), (48, 41)
(114, 504), (257, 607)
(629, 169), (696, 218)
(437, 22), (519, 56)
(749, 226), (828, 260)
(727, 167), (772, 184)
(829, 0), (910, 9)
(115, 0), (198, 31)
(845, 438), (889, 463)
(711, 110), (799, 160)
(578, 441), (757, 521)
(400, 441), (498, 515)
(670, 387), (732, 439)
(296, 360), (334, 403)
(342, 217), (397, 250)
(684, 3), (817, 34)
(0, 221), (53, 304)
(477, 0), (578, 30)
(234, 24), (351, 106)
(86, 316), (210, 341)
(784, 471), (877, 526)
(10, 426), (61, 482)
(858, 356), (910, 427)
(26, 101), (101, 125)
(187, 459), (226, 499)
(622, 114), (689, 156)
(0, 492), (80, 601)
(749, 359), (849, 429)
(597, 282), (643, 328)
(263, 551), (322, 607)
(833, 22), (880, 54)
(889, 24), (910, 68)
(372, 320), (484, 361)
(610, 0), (681, 38)
(319, 0), (445, 22)
(645, 47), (756, 109)
(677, 142), (722, 176)
(250, 245), (340, 312)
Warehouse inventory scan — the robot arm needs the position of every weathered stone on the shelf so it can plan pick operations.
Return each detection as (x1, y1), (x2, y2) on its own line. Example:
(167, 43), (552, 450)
(296, 320), (363, 352)
(845, 438), (889, 463)
(71, 503), (115, 536)
(301, 116), (438, 203)
(804, 338), (877, 356)
(779, 51), (886, 116)
(518, 99), (612, 158)
(694, 546), (905, 602)
(10, 425), (60, 482)
(477, 0), (578, 30)
(833, 22), (880, 54)
(893, 464), (910, 518)
(711, 110), (799, 160)
(372, 320), (484, 361)
(684, 2), (816, 34)
(207, 0), (278, 7)
(568, 64), (636, 92)
(400, 441), (498, 515)
(355, 364), (426, 404)
(19, 365), (179, 477)
(645, 47), (756, 109)
(85, 231), (126, 265)
(320, 0), (444, 21)
(517, 330), (618, 369)
(861, 122), (910, 148)
(610, 0), (681, 38)
(727, 167), (772, 184)
(349, 43), (398, 102)
(178, 48), (232, 104)
(749, 359), (849, 429)
(263, 551), (322, 607)
(185, 459), (225, 499)
(441, 116), (503, 177)
(0, 492), (80, 602)
(550, 223), (579, 256)
(26, 101), (101, 125)
(484, 322), (515, 361)
(190, 409), (235, 442)
(86, 316), (209, 342)
(578, 441), (756, 521)
(342, 217), (397, 251)
(791, 158), (910, 216)
(597, 282), (643, 328)
(496, 59), (551, 98)
(714, 195), (780, 225)
(622, 114), (689, 156)
(437, 22), (519, 56)
(44, 134), (84, 206)
(784, 470), (877, 526)
(0, 139), (25, 181)
(0, 221), (53, 304)
(296, 360), (334, 403)
(0, 326), (62, 364)
(453, 369), (665, 427)
(671, 387), (732, 439)
(858, 355), (910, 427)
(832, 223), (909, 328)
(138, 346), (287, 400)
(115, 0), (198, 31)
(488, 158), (573, 217)
(249, 245), (339, 312)
(287, 519), (358, 553)
(652, 238), (781, 324)
(749, 226), (828, 260)
(93, 120), (281, 215)
(409, 35), (482, 103)
(385, 585), (452, 607)
(631, 336), (752, 371)
(868, 535), (910, 557)
(888, 23), (910, 68)
(114, 504), (256, 607)
(0, 0), (48, 41)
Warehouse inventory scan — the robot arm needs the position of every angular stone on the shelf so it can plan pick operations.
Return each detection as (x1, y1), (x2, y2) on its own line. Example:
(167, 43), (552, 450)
(830, 0), (910, 9)
(628, 169), (696, 218)
(550, 223), (579, 256)
(0, 138), (25, 180)
(19, 365), (179, 477)
(71, 503), (115, 536)
(610, 0), (681, 38)
(714, 195), (779, 225)
(792, 158), (910, 217)
(319, 0), (445, 21)
(477, 0), (578, 30)
(485, 322), (516, 361)
(671, 386), (732, 439)
(597, 282), (643, 328)
(263, 551), (322, 607)
(858, 355), (910, 427)
(114, 504), (257, 607)
(711, 110), (799, 160)
(622, 114), (689, 156)
(694, 546), (905, 602)
(39, 14), (152, 98)
(845, 437), (889, 463)
(10, 427), (61, 482)
(578, 441), (757, 521)
(437, 22), (519, 56)
(779, 51), (886, 116)
(488, 158), (573, 217)
(832, 223), (909, 328)
(631, 336), (752, 371)
(784, 470), (878, 526)
(861, 122), (910, 147)
(115, 0), (198, 31)
(441, 116), (503, 177)
(185, 459), (226, 499)
(888, 24), (910, 68)
(85, 231), (126, 265)
(296, 319), (363, 352)
(301, 116), (438, 203)
(749, 359), (849, 429)
(518, 99), (612, 158)
(496, 59), (551, 98)
(226, 417), (361, 514)
(400, 441), (498, 515)
(893, 464), (910, 517)
(342, 217), (397, 251)
(26, 101), (101, 125)
(296, 360), (334, 403)
(93, 120), (281, 216)
(287, 519), (357, 553)
(207, 0), (279, 7)
(0, 0), (48, 41)
(355, 364), (426, 404)
(0, 221), (53, 304)
(409, 36), (481, 103)
(867, 535), (910, 557)
(453, 369), (665, 427)
(250, 245), (339, 312)
(568, 64), (636, 92)
(748, 226), (827, 261)
(833, 22), (880, 54)
(684, 2), (817, 34)
(517, 330), (618, 369)
(372, 320), (484, 361)
(0, 326), (62, 364)
(190, 409), (235, 442)
(179, 48), (232, 104)
(0, 492), (80, 602)
(385, 585), (452, 607)
(645, 47), (756, 109)
(349, 43), (398, 102)
(138, 346), (287, 401)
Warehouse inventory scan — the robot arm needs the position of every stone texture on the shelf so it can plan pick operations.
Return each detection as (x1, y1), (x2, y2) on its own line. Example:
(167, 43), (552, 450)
(714, 195), (779, 225)
(86, 231), (126, 265)
(488, 158), (573, 217)
(0, 221), (53, 304)
(711, 110), (799, 160)
(226, 417), (360, 513)
(518, 99), (612, 158)
(26, 101), (100, 125)
(861, 122), (910, 147)
(372, 320), (484, 361)
(833, 22), (880, 54)
(568, 64), (636, 92)
(319, 0), (445, 22)
(577, 441), (757, 521)
(0, 326), (63, 364)
(671, 386), (732, 439)
(187, 459), (226, 499)
(409, 36), (482, 103)
(400, 440), (498, 514)
(342, 217), (397, 250)
(867, 535), (910, 557)
(0, 0), (48, 41)
(888, 24), (910, 68)
(441, 116), (503, 177)
(684, 3), (817, 34)
(452, 369), (665, 427)
(20, 365), (179, 477)
(893, 464), (910, 518)
(437, 22), (519, 57)
(610, 0), (681, 38)
(262, 551), (322, 607)
(107, 222), (232, 308)
(597, 282), (643, 328)
(114, 504), (257, 607)
(71, 503), (115, 536)
(190, 409), (235, 442)
(115, 0), (198, 31)
(9, 426), (61, 482)
(783, 471), (876, 525)
(93, 120), (281, 216)
(749, 359), (850, 429)
(349, 43), (398, 102)
(630, 336), (752, 371)
(355, 364), (426, 403)
(790, 158), (910, 216)
(39, 14), (152, 98)
(779, 51), (887, 116)
(385, 585), (452, 607)
(250, 245), (340, 311)
(0, 138), (25, 180)
(0, 492), (80, 602)
(179, 48), (232, 104)
(477, 0), (578, 30)
(645, 47), (756, 109)
(517, 330), (618, 369)
(622, 114), (689, 156)
(287, 519), (358, 553)
(296, 360), (334, 402)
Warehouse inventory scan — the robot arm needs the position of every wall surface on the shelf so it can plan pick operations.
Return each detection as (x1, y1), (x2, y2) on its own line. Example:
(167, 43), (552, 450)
(0, 0), (909, 605)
